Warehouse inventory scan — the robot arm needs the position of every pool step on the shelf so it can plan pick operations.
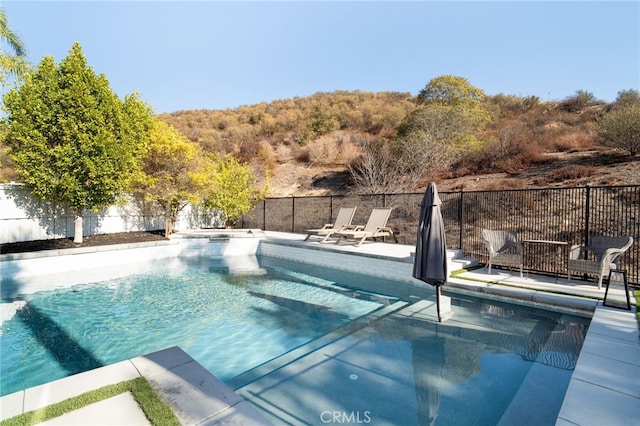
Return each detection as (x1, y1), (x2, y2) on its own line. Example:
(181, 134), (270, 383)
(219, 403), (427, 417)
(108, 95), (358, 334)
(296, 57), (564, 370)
(496, 317), (576, 426)
(226, 300), (409, 390)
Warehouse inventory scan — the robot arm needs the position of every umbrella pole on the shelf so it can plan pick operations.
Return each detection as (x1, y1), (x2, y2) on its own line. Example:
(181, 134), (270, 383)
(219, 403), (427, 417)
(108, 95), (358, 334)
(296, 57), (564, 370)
(436, 286), (442, 322)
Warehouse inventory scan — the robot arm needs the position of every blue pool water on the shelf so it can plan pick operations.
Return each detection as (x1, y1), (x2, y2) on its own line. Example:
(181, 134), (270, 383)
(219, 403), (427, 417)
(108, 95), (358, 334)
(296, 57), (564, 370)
(0, 255), (389, 396)
(1, 254), (590, 424)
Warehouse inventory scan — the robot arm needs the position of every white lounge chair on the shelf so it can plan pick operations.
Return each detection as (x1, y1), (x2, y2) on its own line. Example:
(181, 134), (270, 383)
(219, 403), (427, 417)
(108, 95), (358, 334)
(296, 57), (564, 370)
(304, 206), (357, 242)
(334, 207), (396, 246)
(567, 235), (633, 289)
(481, 229), (524, 277)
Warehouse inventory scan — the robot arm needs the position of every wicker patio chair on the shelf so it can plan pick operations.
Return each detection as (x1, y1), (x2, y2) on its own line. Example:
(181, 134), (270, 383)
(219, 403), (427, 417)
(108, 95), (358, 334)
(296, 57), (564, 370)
(481, 229), (524, 277)
(567, 235), (633, 289)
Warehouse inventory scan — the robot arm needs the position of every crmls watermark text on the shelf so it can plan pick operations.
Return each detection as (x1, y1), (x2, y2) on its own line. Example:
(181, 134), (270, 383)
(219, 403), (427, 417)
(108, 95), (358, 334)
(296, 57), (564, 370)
(320, 411), (372, 424)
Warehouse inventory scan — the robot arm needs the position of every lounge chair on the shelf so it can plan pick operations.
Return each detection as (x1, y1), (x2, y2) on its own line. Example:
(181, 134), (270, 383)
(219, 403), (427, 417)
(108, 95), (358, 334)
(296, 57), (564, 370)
(567, 235), (633, 289)
(304, 206), (357, 242)
(481, 229), (524, 277)
(334, 207), (397, 246)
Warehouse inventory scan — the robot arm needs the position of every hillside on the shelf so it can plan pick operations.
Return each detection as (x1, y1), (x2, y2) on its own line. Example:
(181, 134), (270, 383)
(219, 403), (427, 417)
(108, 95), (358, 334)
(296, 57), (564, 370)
(158, 90), (639, 197)
(263, 147), (640, 197)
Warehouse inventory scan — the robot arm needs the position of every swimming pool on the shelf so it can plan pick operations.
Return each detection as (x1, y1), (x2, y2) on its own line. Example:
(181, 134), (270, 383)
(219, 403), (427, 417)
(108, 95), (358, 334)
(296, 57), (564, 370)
(1, 253), (589, 424)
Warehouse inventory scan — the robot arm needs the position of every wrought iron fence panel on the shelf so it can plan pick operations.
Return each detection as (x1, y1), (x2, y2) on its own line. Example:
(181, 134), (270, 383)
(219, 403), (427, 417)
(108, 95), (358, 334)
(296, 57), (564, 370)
(586, 186), (639, 284)
(241, 185), (639, 285)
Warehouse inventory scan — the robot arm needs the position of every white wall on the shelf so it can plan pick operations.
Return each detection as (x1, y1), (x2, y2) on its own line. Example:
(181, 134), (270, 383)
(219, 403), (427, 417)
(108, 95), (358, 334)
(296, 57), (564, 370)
(0, 183), (219, 243)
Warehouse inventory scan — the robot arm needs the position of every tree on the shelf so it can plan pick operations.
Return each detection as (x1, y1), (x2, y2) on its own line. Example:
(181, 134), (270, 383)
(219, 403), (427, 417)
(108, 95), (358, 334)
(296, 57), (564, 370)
(132, 120), (212, 237)
(347, 136), (402, 194)
(417, 75), (485, 106)
(597, 104), (640, 155)
(394, 75), (491, 180)
(0, 9), (30, 86)
(392, 111), (454, 179)
(203, 156), (266, 227)
(2, 42), (153, 242)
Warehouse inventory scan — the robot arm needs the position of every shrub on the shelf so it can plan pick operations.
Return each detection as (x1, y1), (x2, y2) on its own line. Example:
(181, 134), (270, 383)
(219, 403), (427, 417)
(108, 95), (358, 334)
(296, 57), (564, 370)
(597, 104), (640, 155)
(294, 145), (311, 163)
(560, 90), (599, 113)
(307, 136), (340, 165)
(546, 165), (597, 183)
(614, 89), (640, 109)
(552, 132), (596, 152)
(484, 178), (528, 190)
(256, 142), (277, 172)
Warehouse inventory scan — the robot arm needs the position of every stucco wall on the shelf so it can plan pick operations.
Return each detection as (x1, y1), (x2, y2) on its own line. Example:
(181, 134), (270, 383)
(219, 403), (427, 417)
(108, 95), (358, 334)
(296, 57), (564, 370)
(0, 183), (218, 243)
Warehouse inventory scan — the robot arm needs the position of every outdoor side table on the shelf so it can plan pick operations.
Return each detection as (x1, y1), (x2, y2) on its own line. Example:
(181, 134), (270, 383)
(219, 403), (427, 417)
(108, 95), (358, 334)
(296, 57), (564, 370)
(522, 239), (569, 282)
(603, 269), (631, 310)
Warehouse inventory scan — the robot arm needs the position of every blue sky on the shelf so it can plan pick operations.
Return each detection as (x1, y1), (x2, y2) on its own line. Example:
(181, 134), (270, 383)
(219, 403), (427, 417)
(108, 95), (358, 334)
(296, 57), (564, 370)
(3, 1), (639, 114)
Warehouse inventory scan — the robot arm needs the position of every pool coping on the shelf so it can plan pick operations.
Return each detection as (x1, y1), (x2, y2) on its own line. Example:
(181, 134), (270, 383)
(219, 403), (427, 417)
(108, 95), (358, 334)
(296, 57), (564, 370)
(0, 346), (271, 425)
(0, 239), (180, 262)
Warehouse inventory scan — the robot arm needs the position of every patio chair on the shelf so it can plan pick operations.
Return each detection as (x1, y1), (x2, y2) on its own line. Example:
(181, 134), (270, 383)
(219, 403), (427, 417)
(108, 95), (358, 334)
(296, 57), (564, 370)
(334, 207), (397, 246)
(481, 229), (524, 277)
(567, 235), (633, 289)
(304, 206), (357, 242)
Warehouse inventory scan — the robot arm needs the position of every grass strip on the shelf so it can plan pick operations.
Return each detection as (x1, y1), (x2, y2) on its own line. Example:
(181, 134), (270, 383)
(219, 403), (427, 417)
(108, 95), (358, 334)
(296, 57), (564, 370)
(1, 377), (179, 426)
(450, 267), (602, 300)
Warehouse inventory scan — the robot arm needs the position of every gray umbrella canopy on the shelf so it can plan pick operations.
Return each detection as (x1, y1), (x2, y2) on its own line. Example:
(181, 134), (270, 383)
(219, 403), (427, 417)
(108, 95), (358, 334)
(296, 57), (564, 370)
(413, 182), (448, 321)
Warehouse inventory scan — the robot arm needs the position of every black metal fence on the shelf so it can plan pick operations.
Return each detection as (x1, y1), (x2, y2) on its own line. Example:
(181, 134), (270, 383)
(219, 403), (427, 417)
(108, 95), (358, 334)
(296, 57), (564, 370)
(239, 185), (640, 286)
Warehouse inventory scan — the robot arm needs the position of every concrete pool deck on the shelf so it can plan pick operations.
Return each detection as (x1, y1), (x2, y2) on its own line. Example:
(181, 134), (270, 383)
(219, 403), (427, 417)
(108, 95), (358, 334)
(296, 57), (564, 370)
(0, 346), (271, 425)
(1, 231), (638, 425)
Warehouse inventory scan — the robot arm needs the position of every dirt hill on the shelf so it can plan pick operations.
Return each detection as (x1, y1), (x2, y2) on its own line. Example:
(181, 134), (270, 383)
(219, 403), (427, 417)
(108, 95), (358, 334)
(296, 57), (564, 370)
(266, 147), (640, 197)
(154, 91), (639, 197)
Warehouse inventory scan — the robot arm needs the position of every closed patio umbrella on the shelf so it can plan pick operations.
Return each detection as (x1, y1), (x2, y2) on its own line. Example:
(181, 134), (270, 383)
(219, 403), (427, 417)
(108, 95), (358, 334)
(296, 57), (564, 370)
(413, 182), (448, 322)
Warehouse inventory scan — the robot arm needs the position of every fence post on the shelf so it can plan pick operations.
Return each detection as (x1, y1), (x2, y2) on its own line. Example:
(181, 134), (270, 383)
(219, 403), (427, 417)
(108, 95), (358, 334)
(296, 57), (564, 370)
(330, 195), (334, 222)
(584, 185), (591, 246)
(292, 196), (296, 232)
(459, 189), (464, 250)
(262, 199), (266, 231)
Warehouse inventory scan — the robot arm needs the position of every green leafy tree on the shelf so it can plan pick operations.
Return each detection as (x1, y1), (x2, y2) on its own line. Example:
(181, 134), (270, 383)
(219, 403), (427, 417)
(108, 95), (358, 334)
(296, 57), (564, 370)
(132, 120), (212, 236)
(393, 75), (491, 180)
(417, 75), (485, 106)
(203, 155), (267, 227)
(598, 104), (640, 155)
(2, 42), (153, 242)
(0, 9), (30, 86)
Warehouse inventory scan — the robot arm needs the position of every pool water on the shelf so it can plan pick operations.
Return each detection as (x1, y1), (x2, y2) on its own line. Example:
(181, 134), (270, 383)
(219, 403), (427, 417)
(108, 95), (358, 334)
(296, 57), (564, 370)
(241, 297), (589, 425)
(235, 260), (590, 425)
(0, 255), (389, 396)
(1, 254), (590, 425)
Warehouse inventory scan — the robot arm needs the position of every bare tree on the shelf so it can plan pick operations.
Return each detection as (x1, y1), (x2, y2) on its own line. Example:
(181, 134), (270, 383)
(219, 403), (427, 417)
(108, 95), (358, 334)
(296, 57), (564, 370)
(347, 136), (402, 193)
